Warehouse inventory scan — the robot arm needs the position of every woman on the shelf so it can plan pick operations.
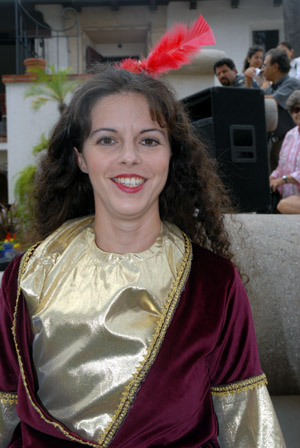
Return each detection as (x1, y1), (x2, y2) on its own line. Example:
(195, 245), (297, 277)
(0, 65), (285, 447)
(270, 90), (300, 213)
(243, 45), (268, 88)
(243, 45), (264, 72)
(277, 41), (300, 80)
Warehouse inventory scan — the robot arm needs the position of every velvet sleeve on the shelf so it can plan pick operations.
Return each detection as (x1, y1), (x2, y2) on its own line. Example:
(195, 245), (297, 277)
(207, 267), (286, 447)
(0, 257), (22, 447)
(207, 267), (262, 386)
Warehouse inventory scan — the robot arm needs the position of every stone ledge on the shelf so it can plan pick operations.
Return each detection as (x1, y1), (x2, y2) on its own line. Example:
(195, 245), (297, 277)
(227, 214), (300, 395)
(2, 73), (90, 84)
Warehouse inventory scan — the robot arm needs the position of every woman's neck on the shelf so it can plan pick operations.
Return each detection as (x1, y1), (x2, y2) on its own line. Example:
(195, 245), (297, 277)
(93, 212), (162, 254)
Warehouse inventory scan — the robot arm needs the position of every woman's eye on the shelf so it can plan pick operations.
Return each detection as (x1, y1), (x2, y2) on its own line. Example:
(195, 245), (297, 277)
(141, 138), (159, 147)
(98, 136), (115, 145)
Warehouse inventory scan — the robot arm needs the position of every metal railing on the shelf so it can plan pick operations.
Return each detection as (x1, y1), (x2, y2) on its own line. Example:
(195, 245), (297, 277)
(15, 0), (80, 74)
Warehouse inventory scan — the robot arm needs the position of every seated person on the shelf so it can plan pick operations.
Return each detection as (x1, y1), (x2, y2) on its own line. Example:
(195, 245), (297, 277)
(263, 49), (300, 110)
(214, 57), (259, 88)
(261, 48), (300, 170)
(243, 45), (269, 88)
(270, 90), (300, 213)
(277, 41), (300, 80)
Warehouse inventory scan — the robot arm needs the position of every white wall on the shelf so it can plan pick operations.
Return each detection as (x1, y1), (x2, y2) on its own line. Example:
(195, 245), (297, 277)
(166, 49), (226, 98)
(167, 0), (283, 74)
(5, 82), (60, 202)
(95, 43), (146, 58)
(35, 4), (70, 70)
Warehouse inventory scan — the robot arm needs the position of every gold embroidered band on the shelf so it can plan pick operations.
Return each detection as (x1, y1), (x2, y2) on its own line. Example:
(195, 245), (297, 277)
(211, 373), (268, 397)
(0, 392), (17, 405)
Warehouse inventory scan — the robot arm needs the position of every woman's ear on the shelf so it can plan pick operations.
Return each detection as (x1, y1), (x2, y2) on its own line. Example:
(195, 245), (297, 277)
(74, 147), (88, 173)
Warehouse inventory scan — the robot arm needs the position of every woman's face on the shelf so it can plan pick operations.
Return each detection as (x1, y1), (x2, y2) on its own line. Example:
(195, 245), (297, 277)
(75, 93), (171, 224)
(248, 51), (264, 68)
(291, 103), (300, 127)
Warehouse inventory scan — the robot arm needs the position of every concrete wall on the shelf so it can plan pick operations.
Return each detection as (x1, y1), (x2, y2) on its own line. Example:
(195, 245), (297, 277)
(5, 81), (60, 203)
(227, 214), (300, 395)
(165, 49), (225, 98)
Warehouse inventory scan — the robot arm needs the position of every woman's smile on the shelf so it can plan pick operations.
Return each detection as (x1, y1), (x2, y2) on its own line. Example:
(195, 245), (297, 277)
(112, 174), (147, 193)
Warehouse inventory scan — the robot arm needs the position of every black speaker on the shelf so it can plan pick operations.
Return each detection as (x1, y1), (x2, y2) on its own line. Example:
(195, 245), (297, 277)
(182, 87), (271, 213)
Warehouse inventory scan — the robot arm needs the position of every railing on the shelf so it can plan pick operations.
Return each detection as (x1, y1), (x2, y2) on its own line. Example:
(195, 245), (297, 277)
(15, 0), (80, 74)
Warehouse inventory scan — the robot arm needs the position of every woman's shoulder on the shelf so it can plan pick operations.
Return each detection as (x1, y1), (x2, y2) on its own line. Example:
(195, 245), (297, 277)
(187, 243), (247, 312)
(191, 242), (237, 280)
(0, 254), (24, 314)
(283, 125), (299, 143)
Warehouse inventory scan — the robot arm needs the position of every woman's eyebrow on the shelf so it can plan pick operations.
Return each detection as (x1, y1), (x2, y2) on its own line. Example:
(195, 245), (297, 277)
(140, 128), (166, 135)
(90, 127), (117, 137)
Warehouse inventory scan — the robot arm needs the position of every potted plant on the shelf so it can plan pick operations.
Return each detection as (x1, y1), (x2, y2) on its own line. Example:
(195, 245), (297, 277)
(24, 58), (46, 73)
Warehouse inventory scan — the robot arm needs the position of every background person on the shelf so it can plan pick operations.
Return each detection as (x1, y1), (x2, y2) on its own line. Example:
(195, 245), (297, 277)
(243, 44), (269, 88)
(243, 44), (264, 71)
(270, 90), (300, 213)
(262, 48), (300, 170)
(277, 41), (300, 80)
(214, 57), (259, 88)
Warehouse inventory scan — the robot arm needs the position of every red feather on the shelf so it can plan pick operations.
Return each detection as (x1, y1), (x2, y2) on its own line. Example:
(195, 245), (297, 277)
(145, 15), (215, 76)
(116, 15), (215, 77)
(117, 58), (143, 73)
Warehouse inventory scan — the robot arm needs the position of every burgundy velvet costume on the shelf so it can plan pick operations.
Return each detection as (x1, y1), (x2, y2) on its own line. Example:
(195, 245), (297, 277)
(0, 244), (262, 447)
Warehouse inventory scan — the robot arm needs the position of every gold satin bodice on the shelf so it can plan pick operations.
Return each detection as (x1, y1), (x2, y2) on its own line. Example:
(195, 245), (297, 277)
(20, 217), (190, 443)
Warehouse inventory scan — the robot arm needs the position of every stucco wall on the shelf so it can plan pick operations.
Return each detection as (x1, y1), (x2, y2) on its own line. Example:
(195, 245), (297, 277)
(5, 81), (60, 203)
(35, 1), (284, 78)
(167, 0), (283, 75)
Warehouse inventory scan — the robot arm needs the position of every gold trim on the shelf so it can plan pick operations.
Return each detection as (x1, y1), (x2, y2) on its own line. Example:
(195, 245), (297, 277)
(12, 233), (192, 447)
(0, 391), (17, 405)
(211, 373), (268, 397)
(99, 233), (192, 447)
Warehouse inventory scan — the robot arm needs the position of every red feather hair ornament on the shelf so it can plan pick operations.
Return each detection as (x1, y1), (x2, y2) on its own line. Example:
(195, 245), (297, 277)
(117, 15), (215, 77)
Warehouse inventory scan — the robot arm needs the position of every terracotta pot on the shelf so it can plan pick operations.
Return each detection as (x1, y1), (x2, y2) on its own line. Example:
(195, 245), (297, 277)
(24, 58), (46, 73)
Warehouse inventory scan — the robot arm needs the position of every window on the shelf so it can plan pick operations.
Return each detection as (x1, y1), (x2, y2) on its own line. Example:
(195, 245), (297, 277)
(252, 30), (279, 52)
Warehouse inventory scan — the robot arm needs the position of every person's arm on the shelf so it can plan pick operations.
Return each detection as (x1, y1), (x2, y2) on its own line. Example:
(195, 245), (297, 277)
(294, 58), (300, 80)
(289, 169), (300, 185)
(270, 174), (300, 192)
(244, 67), (255, 88)
(244, 68), (261, 89)
(208, 268), (286, 447)
(0, 258), (22, 447)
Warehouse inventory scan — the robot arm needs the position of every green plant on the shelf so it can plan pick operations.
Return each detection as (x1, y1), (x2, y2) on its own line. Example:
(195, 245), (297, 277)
(0, 204), (17, 241)
(13, 65), (78, 247)
(32, 132), (50, 156)
(12, 132), (50, 248)
(25, 64), (78, 114)
(13, 165), (37, 246)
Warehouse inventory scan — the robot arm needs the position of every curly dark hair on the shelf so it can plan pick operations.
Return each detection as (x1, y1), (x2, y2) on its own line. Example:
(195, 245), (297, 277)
(35, 65), (234, 260)
(243, 45), (264, 71)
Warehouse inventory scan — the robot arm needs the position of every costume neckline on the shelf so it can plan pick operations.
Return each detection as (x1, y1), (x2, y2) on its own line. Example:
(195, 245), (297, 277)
(87, 221), (173, 263)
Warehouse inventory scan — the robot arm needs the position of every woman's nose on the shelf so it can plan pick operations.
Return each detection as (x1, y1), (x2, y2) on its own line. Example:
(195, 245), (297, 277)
(119, 142), (141, 165)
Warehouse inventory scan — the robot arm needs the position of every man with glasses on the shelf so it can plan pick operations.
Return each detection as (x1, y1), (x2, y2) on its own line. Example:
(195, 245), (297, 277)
(261, 49), (300, 170)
